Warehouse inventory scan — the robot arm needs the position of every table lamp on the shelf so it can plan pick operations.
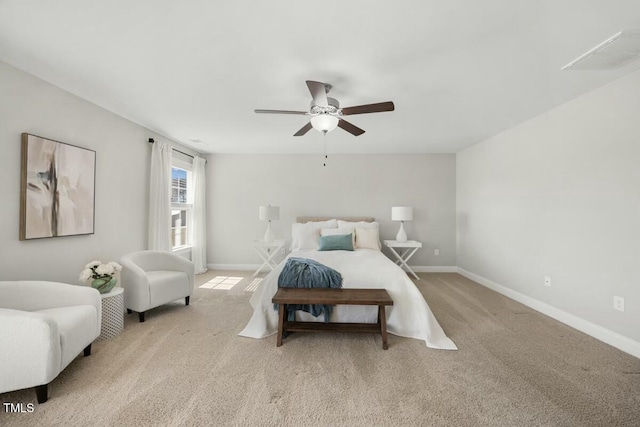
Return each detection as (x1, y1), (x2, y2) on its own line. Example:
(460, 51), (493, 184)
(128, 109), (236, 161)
(259, 205), (280, 242)
(392, 206), (413, 243)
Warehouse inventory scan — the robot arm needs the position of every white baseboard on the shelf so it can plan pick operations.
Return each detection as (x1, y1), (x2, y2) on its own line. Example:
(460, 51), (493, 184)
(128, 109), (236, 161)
(457, 268), (640, 360)
(412, 266), (458, 273)
(207, 263), (260, 271)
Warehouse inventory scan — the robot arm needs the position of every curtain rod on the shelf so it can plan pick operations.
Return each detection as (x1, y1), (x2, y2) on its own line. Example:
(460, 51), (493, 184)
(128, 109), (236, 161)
(147, 138), (201, 160)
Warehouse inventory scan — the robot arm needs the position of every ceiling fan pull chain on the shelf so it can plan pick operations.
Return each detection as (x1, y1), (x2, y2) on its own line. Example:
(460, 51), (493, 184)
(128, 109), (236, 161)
(323, 132), (328, 167)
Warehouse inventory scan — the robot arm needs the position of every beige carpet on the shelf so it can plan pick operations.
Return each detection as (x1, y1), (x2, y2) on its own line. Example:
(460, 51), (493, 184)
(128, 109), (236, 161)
(1, 272), (639, 426)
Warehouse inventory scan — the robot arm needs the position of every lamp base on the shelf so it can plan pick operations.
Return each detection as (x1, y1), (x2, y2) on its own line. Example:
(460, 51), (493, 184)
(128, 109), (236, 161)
(396, 222), (408, 243)
(264, 221), (275, 243)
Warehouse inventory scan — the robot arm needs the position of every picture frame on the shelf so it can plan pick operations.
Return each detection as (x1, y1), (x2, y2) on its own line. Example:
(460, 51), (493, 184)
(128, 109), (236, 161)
(20, 133), (96, 240)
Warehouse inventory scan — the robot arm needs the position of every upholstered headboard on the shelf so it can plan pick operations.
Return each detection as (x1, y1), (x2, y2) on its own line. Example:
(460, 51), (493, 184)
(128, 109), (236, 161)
(296, 217), (375, 223)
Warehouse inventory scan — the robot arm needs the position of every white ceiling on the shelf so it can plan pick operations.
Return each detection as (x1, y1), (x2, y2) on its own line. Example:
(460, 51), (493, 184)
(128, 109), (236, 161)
(1, 1), (640, 154)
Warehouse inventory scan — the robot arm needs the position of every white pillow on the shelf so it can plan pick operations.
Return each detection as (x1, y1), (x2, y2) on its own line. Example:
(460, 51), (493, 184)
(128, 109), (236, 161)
(355, 227), (381, 250)
(295, 226), (321, 250)
(336, 221), (380, 249)
(310, 219), (338, 228)
(321, 227), (355, 247)
(290, 220), (338, 250)
(337, 220), (379, 231)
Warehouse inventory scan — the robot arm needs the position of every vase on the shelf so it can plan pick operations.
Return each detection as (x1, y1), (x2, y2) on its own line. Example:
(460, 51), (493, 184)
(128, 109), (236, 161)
(91, 277), (117, 294)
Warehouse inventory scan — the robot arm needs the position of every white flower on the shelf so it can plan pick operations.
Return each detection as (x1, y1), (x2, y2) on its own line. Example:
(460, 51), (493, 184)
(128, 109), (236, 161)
(95, 264), (114, 276)
(81, 259), (121, 281)
(108, 261), (122, 272)
(79, 268), (92, 282)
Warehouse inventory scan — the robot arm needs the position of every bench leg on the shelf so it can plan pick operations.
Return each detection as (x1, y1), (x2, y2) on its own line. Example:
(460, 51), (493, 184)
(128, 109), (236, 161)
(379, 305), (389, 350)
(276, 304), (285, 347)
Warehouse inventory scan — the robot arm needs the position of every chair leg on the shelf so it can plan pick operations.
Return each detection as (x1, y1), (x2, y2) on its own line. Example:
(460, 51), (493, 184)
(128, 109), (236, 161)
(35, 384), (48, 404)
(83, 344), (92, 356)
(185, 296), (190, 306)
(127, 308), (132, 314)
(139, 312), (145, 322)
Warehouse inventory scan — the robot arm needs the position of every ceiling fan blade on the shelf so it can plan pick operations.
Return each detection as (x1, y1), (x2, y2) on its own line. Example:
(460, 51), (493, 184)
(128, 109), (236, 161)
(340, 101), (395, 116)
(306, 80), (328, 107)
(255, 109), (308, 115)
(337, 119), (365, 136)
(293, 122), (313, 136)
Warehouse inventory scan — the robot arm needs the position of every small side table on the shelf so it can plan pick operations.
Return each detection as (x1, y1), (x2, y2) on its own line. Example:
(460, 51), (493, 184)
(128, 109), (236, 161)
(251, 239), (285, 277)
(98, 287), (124, 340)
(383, 240), (423, 280)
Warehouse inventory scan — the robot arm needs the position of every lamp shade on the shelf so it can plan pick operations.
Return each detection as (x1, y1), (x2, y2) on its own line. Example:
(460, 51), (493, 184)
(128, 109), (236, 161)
(259, 206), (280, 221)
(310, 114), (339, 133)
(392, 206), (413, 221)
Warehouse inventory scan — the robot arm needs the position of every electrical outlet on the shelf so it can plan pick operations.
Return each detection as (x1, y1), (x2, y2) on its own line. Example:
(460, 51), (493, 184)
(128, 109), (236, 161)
(434, 249), (439, 256)
(544, 276), (551, 287)
(613, 296), (625, 312)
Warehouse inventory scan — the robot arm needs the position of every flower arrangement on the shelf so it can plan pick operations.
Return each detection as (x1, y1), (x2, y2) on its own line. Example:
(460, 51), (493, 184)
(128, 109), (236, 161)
(80, 260), (122, 294)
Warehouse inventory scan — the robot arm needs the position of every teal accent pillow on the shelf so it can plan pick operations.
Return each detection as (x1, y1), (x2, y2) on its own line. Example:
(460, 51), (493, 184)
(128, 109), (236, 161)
(318, 234), (354, 251)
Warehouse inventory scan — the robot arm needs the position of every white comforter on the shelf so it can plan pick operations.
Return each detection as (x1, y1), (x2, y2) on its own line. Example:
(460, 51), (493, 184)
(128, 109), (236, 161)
(239, 249), (457, 350)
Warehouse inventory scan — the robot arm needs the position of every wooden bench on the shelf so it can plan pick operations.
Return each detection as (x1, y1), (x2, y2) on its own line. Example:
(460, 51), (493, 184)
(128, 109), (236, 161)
(271, 288), (394, 350)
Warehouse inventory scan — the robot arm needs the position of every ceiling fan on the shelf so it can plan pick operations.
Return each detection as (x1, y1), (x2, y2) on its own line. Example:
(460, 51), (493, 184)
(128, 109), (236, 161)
(255, 80), (395, 137)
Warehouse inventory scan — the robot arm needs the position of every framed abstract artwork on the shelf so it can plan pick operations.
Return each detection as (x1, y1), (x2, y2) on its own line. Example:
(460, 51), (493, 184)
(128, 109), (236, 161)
(20, 133), (96, 240)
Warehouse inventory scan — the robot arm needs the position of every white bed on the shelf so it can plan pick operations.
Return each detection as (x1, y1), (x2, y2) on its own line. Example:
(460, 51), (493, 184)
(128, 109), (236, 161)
(239, 217), (457, 350)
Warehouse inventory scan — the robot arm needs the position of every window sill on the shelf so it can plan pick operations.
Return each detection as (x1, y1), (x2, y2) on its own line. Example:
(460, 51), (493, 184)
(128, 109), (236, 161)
(173, 246), (192, 256)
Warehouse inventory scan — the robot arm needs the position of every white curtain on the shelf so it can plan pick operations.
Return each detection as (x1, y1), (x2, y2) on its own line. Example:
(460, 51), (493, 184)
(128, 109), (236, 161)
(148, 140), (172, 251)
(191, 157), (208, 273)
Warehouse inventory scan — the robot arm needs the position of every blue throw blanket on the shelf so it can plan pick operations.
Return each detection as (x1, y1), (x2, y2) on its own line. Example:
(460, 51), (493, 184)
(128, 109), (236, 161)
(275, 257), (343, 322)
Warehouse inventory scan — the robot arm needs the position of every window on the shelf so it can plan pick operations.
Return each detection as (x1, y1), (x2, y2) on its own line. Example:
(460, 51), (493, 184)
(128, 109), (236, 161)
(171, 154), (193, 250)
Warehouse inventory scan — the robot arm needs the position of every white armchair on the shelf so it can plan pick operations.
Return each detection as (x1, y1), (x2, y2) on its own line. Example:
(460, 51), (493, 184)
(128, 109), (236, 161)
(0, 281), (101, 403)
(120, 250), (194, 322)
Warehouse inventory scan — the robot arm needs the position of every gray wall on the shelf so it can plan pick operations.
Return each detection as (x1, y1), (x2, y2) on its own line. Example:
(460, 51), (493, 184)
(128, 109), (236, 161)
(207, 154), (456, 268)
(0, 61), (194, 284)
(457, 69), (640, 342)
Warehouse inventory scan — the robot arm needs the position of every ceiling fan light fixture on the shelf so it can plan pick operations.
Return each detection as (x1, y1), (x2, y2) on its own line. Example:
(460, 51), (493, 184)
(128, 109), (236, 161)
(310, 114), (339, 133)
(255, 80), (394, 136)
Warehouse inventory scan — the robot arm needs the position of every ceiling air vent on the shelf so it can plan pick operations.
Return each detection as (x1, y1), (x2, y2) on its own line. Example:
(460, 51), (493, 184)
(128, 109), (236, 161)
(562, 30), (640, 70)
